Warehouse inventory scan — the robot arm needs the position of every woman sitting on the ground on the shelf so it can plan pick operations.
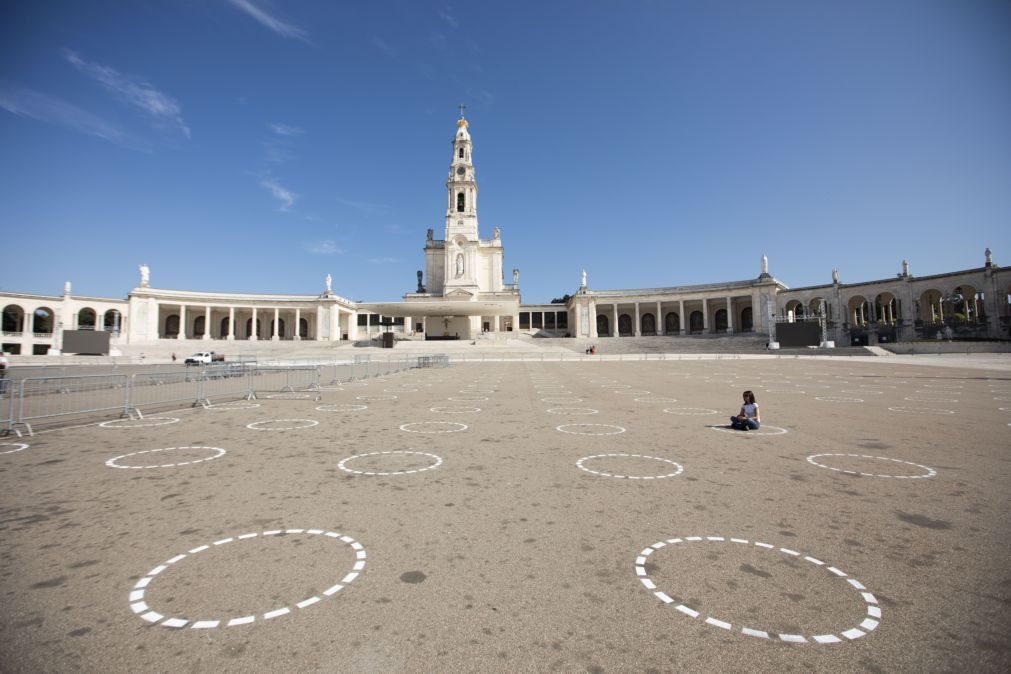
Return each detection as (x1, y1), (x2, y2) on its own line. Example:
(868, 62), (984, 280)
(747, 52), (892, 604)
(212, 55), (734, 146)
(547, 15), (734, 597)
(730, 390), (761, 431)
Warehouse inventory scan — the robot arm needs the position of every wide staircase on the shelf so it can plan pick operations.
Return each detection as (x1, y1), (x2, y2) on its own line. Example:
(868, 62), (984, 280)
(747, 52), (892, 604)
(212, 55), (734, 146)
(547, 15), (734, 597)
(560, 333), (771, 355)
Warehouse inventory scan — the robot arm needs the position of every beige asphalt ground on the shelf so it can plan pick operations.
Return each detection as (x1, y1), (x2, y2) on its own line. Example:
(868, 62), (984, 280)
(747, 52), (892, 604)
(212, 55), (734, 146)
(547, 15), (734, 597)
(1, 358), (1009, 673)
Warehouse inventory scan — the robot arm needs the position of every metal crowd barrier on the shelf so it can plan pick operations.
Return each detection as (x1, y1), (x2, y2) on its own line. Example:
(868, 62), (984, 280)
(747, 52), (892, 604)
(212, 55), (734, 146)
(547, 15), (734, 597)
(1, 359), (430, 436)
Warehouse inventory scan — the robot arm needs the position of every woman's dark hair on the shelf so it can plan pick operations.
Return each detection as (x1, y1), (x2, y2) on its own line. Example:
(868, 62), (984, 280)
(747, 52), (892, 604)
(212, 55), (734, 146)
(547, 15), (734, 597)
(743, 390), (756, 404)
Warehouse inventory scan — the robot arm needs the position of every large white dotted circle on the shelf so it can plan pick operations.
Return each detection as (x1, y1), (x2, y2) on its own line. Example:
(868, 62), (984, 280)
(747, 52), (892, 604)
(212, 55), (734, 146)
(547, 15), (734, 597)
(887, 407), (955, 415)
(207, 402), (261, 410)
(429, 406), (481, 413)
(246, 419), (319, 431)
(1, 442), (30, 455)
(106, 446), (227, 469)
(316, 404), (368, 412)
(338, 450), (443, 476)
(129, 529), (366, 629)
(399, 421), (468, 434)
(711, 425), (788, 436)
(663, 408), (717, 416)
(577, 453), (683, 479)
(806, 453), (936, 479)
(546, 408), (599, 415)
(100, 417), (180, 429)
(816, 396), (864, 403)
(556, 423), (626, 436)
(635, 535), (881, 644)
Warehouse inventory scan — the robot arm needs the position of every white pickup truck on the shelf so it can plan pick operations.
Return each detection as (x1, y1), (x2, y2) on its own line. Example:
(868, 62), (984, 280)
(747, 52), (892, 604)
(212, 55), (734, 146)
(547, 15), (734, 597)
(184, 352), (224, 365)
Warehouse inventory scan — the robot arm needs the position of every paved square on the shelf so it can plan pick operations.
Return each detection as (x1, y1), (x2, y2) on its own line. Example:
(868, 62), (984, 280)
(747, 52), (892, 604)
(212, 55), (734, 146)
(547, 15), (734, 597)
(1, 358), (1009, 672)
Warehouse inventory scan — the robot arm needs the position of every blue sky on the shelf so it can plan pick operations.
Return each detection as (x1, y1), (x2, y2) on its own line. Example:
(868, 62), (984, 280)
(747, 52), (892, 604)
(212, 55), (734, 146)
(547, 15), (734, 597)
(1, 0), (1009, 303)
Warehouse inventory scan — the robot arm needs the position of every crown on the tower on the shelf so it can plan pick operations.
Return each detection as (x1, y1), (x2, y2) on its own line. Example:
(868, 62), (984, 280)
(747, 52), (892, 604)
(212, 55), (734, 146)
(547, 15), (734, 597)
(456, 118), (469, 129)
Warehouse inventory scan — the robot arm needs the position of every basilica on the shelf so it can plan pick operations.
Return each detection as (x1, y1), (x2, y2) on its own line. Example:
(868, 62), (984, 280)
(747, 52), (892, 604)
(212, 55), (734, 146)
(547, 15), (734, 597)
(1, 115), (1008, 355)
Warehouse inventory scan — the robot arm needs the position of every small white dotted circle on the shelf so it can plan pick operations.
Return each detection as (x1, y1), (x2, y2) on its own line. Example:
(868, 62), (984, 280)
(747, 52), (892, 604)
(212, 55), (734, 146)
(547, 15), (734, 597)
(429, 406), (481, 413)
(266, 393), (311, 400)
(887, 407), (955, 415)
(904, 396), (958, 403)
(100, 417), (180, 429)
(635, 535), (881, 644)
(1, 443), (30, 455)
(448, 396), (488, 402)
(545, 408), (599, 415)
(207, 402), (261, 410)
(107, 446), (227, 469)
(634, 397), (679, 403)
(556, 424), (626, 436)
(816, 396), (864, 403)
(316, 404), (368, 412)
(806, 453), (936, 479)
(338, 450), (443, 476)
(246, 419), (319, 431)
(577, 453), (683, 479)
(711, 425), (788, 436)
(129, 529), (366, 629)
(663, 408), (717, 416)
(357, 395), (397, 401)
(399, 421), (468, 434)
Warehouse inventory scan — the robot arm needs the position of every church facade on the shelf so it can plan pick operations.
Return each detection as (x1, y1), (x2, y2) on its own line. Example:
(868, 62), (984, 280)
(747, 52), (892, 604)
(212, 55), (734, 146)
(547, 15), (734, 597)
(1, 116), (1008, 355)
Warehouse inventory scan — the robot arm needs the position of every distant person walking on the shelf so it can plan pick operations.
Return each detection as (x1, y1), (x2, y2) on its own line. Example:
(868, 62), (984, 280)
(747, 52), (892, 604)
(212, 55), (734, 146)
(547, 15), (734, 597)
(729, 390), (760, 431)
(171, 352), (177, 363)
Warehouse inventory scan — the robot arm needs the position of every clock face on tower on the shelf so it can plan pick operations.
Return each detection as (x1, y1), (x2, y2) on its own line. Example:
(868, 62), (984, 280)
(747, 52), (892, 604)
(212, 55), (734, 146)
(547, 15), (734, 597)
(456, 166), (465, 176)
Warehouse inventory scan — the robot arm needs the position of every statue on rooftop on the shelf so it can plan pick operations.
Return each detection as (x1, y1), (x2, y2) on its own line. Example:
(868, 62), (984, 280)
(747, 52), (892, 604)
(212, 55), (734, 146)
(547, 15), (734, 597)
(832, 268), (840, 284)
(139, 264), (150, 287)
(325, 273), (332, 293)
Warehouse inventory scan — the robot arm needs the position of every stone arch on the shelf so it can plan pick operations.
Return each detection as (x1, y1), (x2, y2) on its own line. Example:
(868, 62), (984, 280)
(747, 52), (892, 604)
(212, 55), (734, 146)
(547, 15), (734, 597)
(299, 317), (309, 339)
(618, 314), (632, 336)
(808, 297), (830, 320)
(103, 309), (121, 332)
(194, 315), (206, 337)
(164, 314), (180, 337)
(664, 312), (679, 335)
(245, 318), (261, 340)
(272, 318), (285, 338)
(33, 307), (55, 334)
(220, 317), (231, 338)
(874, 291), (899, 325)
(689, 311), (704, 334)
(740, 307), (753, 332)
(596, 314), (610, 337)
(3, 304), (25, 333)
(78, 307), (97, 329)
(714, 308), (728, 332)
(949, 283), (981, 323)
(846, 295), (870, 326)
(641, 313), (656, 336)
(783, 299), (804, 321)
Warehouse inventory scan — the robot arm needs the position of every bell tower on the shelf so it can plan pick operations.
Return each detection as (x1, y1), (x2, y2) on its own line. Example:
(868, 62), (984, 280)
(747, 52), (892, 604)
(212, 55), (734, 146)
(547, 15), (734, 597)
(445, 104), (478, 241)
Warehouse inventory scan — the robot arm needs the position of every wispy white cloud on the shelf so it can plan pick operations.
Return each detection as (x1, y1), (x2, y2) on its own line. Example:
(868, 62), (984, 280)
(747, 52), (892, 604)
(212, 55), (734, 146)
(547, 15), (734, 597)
(226, 0), (309, 42)
(260, 177), (297, 211)
(307, 239), (342, 254)
(64, 50), (190, 139)
(368, 256), (398, 265)
(439, 6), (459, 28)
(373, 36), (397, 58)
(0, 84), (135, 147)
(269, 122), (302, 136)
(335, 196), (387, 213)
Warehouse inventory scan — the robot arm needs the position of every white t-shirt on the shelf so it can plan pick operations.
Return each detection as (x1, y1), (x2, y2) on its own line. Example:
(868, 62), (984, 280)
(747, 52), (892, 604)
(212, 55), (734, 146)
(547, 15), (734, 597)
(742, 402), (759, 419)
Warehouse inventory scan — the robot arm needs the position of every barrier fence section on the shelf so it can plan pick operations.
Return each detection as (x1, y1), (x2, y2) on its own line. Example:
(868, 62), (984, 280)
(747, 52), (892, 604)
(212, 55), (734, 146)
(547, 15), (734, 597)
(16, 374), (130, 434)
(128, 371), (200, 414)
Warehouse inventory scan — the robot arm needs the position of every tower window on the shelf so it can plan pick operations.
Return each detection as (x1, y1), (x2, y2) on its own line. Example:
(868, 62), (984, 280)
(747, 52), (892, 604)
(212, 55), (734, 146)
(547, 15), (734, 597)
(459, 147), (464, 158)
(457, 192), (465, 212)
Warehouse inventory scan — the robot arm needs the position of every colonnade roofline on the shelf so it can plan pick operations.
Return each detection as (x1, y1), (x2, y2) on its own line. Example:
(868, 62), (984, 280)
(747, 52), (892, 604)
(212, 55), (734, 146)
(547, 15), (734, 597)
(588, 278), (787, 297)
(129, 286), (356, 306)
(0, 291), (128, 303)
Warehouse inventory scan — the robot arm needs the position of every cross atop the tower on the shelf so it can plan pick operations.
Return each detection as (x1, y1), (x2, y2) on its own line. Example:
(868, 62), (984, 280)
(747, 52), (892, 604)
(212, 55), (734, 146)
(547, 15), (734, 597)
(458, 103), (466, 118)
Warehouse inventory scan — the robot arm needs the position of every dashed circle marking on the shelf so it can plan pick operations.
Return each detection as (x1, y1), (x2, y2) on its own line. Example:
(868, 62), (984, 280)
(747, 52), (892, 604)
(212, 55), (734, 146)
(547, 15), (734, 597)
(806, 453), (936, 479)
(316, 404), (368, 412)
(100, 417), (180, 429)
(448, 396), (488, 402)
(556, 424), (626, 436)
(1, 443), (30, 455)
(207, 401), (261, 410)
(577, 453), (683, 479)
(542, 397), (584, 403)
(399, 421), (468, 434)
(338, 450), (443, 476)
(887, 406), (955, 415)
(545, 407), (599, 415)
(635, 535), (881, 644)
(711, 425), (789, 436)
(816, 396), (864, 403)
(246, 419), (319, 431)
(356, 395), (397, 401)
(634, 397), (678, 403)
(128, 529), (366, 629)
(106, 446), (227, 469)
(663, 408), (717, 416)
(266, 393), (312, 400)
(429, 406), (481, 413)
(904, 396), (958, 403)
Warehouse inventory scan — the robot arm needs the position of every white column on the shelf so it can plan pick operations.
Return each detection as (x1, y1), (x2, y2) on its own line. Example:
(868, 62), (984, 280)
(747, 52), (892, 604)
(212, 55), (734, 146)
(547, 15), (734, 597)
(634, 302), (641, 337)
(656, 301), (663, 335)
(330, 307), (340, 341)
(178, 304), (186, 339)
(726, 296), (734, 333)
(702, 298), (709, 333)
(295, 308), (301, 340)
(204, 305), (212, 340)
(251, 307), (258, 341)
(272, 308), (280, 341)
(228, 307), (235, 340)
(679, 300), (685, 334)
(613, 304), (619, 337)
